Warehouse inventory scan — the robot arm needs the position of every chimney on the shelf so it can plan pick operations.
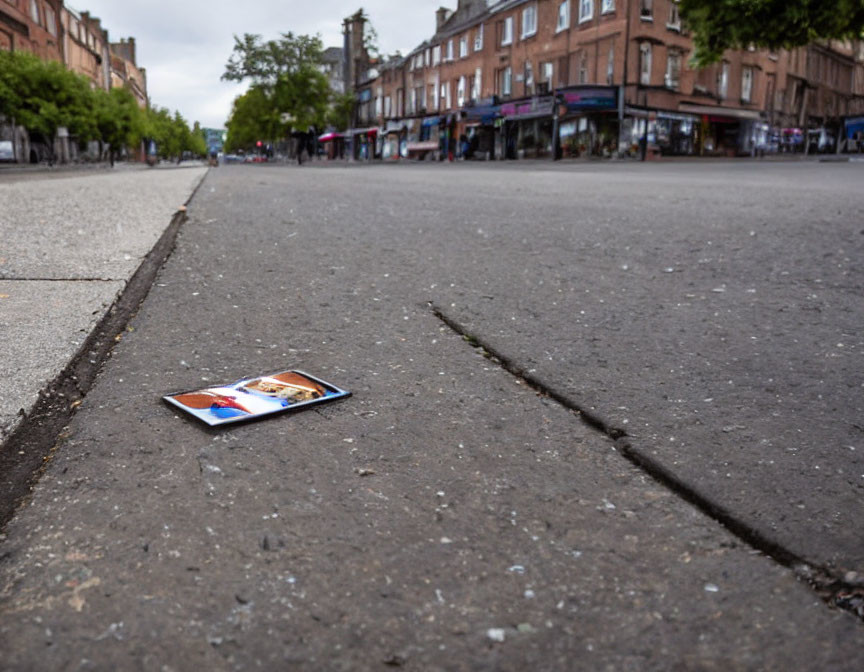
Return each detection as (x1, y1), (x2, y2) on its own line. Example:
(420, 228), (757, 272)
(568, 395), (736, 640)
(436, 7), (452, 32)
(128, 37), (136, 65)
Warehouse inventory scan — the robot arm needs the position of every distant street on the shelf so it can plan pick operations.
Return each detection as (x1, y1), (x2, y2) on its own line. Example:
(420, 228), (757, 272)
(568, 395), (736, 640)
(1, 160), (863, 669)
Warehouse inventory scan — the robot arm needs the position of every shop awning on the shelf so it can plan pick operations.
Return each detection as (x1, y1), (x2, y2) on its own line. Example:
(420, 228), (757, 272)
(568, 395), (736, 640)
(346, 127), (379, 137)
(422, 116), (442, 127)
(677, 104), (762, 121)
(318, 132), (343, 142)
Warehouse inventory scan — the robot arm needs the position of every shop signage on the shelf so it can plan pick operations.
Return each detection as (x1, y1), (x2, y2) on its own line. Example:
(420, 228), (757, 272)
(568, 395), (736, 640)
(499, 96), (554, 120)
(561, 87), (617, 111)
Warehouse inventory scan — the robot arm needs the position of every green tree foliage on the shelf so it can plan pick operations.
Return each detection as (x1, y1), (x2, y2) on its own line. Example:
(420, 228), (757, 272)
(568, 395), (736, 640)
(0, 50), (97, 155)
(0, 49), (203, 163)
(222, 31), (338, 151)
(681, 0), (864, 65)
(95, 87), (144, 164)
(142, 107), (206, 161)
(225, 85), (278, 152)
(326, 92), (356, 132)
(223, 32), (325, 86)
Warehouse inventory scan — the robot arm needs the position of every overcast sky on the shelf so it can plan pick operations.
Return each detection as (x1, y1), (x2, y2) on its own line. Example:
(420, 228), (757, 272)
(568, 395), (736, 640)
(73, 1), (447, 129)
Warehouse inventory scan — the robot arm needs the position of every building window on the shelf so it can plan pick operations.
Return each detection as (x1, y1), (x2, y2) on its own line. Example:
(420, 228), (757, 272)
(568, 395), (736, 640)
(640, 0), (653, 20)
(579, 0), (593, 23)
(385, 96), (392, 117)
(639, 42), (652, 85)
(741, 66), (753, 102)
(578, 52), (588, 83)
(433, 45), (441, 65)
(474, 24), (484, 51)
(457, 75), (466, 107)
(460, 35), (468, 58)
(665, 50), (681, 90)
(446, 39), (454, 61)
(542, 61), (553, 89)
(557, 1), (569, 32)
(444, 81), (451, 109)
(667, 1), (681, 30)
(69, 17), (78, 40)
(602, 0), (615, 13)
(29, 0), (39, 23)
(606, 45), (614, 84)
(474, 67), (482, 99)
(524, 60), (534, 94)
(45, 5), (56, 36)
(501, 16), (513, 46)
(500, 66), (512, 96)
(522, 4), (537, 38)
(717, 61), (729, 99)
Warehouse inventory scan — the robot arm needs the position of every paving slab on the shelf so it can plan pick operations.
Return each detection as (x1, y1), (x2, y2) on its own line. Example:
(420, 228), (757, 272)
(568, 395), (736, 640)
(0, 280), (123, 441)
(404, 161), (864, 574)
(239, 162), (864, 575)
(0, 167), (206, 280)
(0, 167), (207, 441)
(1, 166), (862, 670)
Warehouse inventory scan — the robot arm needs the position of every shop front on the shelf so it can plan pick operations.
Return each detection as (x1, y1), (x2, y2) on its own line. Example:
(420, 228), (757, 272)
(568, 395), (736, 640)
(678, 104), (763, 156)
(317, 131), (345, 160)
(843, 116), (864, 152)
(346, 127), (378, 160)
(558, 86), (619, 158)
(498, 96), (555, 159)
(462, 98), (500, 160)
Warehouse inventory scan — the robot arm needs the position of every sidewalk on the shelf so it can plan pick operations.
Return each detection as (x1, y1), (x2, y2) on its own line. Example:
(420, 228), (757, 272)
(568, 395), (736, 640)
(1, 163), (862, 669)
(0, 166), (207, 458)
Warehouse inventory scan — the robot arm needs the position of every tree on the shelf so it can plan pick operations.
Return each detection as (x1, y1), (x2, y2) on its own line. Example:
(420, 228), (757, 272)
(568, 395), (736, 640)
(222, 32), (332, 150)
(95, 87), (144, 165)
(225, 85), (279, 152)
(326, 92), (356, 132)
(222, 32), (325, 86)
(681, 0), (864, 65)
(0, 50), (97, 161)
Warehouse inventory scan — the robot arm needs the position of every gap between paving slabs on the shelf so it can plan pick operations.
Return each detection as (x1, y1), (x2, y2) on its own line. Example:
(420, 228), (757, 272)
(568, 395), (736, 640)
(429, 301), (864, 623)
(0, 189), (204, 532)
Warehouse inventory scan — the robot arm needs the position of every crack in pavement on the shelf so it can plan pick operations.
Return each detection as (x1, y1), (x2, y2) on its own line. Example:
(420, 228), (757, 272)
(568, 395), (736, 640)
(429, 301), (864, 625)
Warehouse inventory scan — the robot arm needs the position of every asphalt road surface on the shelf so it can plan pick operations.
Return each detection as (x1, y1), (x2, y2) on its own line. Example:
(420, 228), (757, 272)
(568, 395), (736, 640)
(1, 161), (862, 670)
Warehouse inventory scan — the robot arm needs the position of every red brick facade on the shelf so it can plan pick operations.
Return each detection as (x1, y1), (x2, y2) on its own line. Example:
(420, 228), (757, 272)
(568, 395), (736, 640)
(352, 0), (864, 158)
(0, 0), (63, 62)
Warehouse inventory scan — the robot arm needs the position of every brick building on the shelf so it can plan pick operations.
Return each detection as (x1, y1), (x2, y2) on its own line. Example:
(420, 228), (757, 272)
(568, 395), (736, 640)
(1, 1), (149, 163)
(0, 0), (63, 59)
(353, 0), (864, 159)
(61, 7), (110, 92)
(110, 37), (147, 108)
